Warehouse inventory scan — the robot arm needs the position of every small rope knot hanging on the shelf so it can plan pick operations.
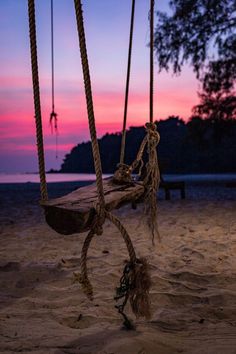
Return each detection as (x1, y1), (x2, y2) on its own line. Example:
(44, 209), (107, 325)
(50, 110), (58, 134)
(145, 122), (160, 142)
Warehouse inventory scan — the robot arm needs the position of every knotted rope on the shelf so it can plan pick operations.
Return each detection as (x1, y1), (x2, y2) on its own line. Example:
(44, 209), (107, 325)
(114, 122), (160, 243)
(73, 0), (151, 324)
(114, 0), (160, 244)
(76, 209), (151, 325)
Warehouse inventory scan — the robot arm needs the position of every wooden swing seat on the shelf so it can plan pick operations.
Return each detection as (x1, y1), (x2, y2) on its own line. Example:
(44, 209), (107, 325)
(41, 177), (145, 235)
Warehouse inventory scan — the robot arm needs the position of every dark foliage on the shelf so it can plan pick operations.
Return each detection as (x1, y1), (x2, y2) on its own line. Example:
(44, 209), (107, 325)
(60, 117), (236, 174)
(154, 0), (236, 92)
(193, 92), (236, 122)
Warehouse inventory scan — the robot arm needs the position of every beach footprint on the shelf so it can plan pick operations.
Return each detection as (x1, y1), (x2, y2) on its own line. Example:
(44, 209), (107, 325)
(58, 314), (97, 329)
(180, 247), (205, 260)
(58, 257), (81, 269)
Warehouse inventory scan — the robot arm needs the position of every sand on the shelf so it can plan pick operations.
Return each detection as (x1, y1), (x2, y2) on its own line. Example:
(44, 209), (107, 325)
(0, 181), (236, 354)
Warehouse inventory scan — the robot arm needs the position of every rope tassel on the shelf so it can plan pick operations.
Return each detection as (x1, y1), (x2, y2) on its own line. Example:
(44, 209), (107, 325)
(143, 122), (161, 243)
(129, 258), (151, 318)
(116, 258), (151, 323)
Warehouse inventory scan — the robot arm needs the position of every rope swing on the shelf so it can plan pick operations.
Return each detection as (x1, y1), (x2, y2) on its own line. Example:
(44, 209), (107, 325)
(28, 0), (160, 327)
(73, 0), (151, 326)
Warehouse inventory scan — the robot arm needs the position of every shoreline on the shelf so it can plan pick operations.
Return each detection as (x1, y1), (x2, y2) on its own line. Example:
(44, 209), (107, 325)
(0, 172), (236, 185)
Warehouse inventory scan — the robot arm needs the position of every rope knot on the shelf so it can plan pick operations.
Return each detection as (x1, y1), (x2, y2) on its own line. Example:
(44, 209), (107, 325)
(50, 110), (58, 134)
(113, 163), (133, 185)
(145, 122), (160, 146)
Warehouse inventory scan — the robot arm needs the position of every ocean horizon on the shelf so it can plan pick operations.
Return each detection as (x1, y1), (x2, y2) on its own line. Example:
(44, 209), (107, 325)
(0, 172), (236, 184)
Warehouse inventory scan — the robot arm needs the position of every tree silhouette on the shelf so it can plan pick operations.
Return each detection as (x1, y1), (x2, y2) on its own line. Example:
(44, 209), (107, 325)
(193, 92), (236, 122)
(154, 0), (236, 93)
(59, 117), (236, 174)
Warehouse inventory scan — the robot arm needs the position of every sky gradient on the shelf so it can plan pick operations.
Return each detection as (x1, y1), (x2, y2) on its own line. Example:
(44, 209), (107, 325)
(0, 0), (200, 173)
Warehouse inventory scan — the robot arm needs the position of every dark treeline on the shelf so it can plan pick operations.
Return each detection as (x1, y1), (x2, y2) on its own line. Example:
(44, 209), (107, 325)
(60, 117), (236, 174)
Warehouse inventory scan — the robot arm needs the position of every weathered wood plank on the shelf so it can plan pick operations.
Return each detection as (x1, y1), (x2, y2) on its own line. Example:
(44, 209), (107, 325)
(41, 178), (145, 235)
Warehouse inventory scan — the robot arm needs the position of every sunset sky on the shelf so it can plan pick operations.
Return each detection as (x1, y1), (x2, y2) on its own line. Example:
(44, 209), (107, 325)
(0, 0), (200, 173)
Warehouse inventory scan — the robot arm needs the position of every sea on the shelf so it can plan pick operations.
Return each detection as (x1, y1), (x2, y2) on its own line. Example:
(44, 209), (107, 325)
(0, 173), (236, 184)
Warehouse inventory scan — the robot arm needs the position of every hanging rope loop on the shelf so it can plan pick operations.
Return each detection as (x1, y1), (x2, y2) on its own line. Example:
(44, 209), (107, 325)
(75, 208), (152, 324)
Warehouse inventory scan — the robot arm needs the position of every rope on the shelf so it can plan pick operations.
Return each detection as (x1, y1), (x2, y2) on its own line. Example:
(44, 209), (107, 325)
(78, 229), (95, 300)
(73, 0), (105, 210)
(49, 0), (58, 159)
(149, 0), (154, 123)
(73, 0), (151, 323)
(78, 209), (136, 296)
(130, 135), (148, 173)
(28, 0), (48, 201)
(51, 0), (55, 114)
(106, 211), (151, 322)
(143, 123), (161, 243)
(120, 0), (136, 165)
(77, 209), (151, 324)
(105, 211), (136, 263)
(113, 123), (161, 243)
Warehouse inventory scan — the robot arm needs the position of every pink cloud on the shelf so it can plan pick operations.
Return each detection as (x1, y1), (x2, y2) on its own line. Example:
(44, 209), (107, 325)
(0, 76), (31, 89)
(0, 72), (199, 163)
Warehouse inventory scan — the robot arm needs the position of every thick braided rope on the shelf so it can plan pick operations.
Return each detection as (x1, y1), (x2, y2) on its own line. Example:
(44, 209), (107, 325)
(80, 230), (95, 283)
(105, 211), (136, 264)
(79, 211), (137, 299)
(120, 0), (136, 165)
(28, 0), (48, 201)
(74, 0), (105, 209)
(143, 122), (161, 243)
(79, 229), (95, 300)
(130, 135), (148, 172)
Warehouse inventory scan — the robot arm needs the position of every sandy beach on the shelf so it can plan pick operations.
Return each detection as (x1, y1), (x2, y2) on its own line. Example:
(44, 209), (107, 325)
(0, 181), (236, 354)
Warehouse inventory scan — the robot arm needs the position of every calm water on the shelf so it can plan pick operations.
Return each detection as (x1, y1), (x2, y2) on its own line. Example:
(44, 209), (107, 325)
(0, 173), (110, 184)
(0, 173), (236, 184)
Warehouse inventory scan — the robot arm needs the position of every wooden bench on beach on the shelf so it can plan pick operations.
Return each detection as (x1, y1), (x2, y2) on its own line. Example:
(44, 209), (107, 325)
(159, 180), (186, 200)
